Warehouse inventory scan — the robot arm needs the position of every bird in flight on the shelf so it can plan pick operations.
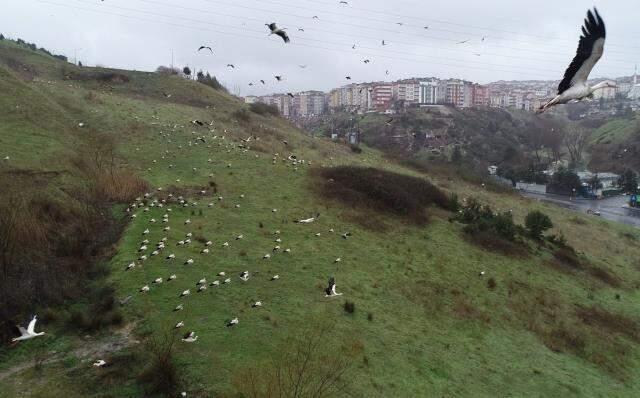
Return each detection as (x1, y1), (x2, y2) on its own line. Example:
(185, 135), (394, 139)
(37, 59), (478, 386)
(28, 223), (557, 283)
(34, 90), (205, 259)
(396, 22), (404, 26)
(275, 75), (283, 81)
(227, 64), (235, 68)
(287, 93), (295, 98)
(11, 315), (45, 342)
(363, 59), (370, 64)
(385, 70), (390, 75)
(260, 79), (266, 84)
(456, 40), (470, 44)
(481, 37), (485, 42)
(385, 117), (394, 125)
(298, 28), (305, 32)
(312, 15), (319, 19)
(266, 23), (290, 43)
(352, 44), (356, 49)
(299, 64), (307, 68)
(424, 26), (429, 29)
(248, 83), (254, 86)
(198, 46), (213, 53)
(345, 76), (352, 80)
(538, 8), (611, 113)
(339, 1), (348, 4)
(382, 40), (386, 46)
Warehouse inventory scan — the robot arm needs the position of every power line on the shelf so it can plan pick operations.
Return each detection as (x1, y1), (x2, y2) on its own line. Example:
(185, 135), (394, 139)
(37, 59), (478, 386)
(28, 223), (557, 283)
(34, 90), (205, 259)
(235, 0), (640, 53)
(64, 0), (634, 77)
(35, 0), (630, 87)
(60, 0), (571, 75)
(128, 0), (635, 68)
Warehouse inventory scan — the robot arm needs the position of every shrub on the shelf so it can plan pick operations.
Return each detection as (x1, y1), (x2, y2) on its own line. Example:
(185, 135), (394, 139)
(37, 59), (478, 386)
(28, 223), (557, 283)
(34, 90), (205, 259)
(249, 102), (279, 116)
(233, 108), (252, 123)
(155, 65), (179, 75)
(137, 330), (180, 396)
(317, 166), (451, 225)
(367, 313), (373, 321)
(487, 277), (497, 290)
(525, 210), (553, 240)
(344, 301), (355, 314)
(350, 144), (362, 153)
(456, 198), (517, 241)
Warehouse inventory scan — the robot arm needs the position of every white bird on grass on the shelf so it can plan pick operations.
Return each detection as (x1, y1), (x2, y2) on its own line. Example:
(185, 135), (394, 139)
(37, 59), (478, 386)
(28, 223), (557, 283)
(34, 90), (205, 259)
(295, 213), (319, 224)
(175, 321), (184, 328)
(93, 359), (107, 367)
(227, 317), (239, 327)
(182, 331), (198, 342)
(174, 304), (184, 311)
(324, 277), (343, 297)
(180, 289), (191, 297)
(11, 316), (45, 342)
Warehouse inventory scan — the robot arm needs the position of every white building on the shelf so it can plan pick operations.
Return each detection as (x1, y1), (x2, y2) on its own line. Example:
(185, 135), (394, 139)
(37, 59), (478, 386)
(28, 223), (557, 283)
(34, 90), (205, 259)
(419, 79), (445, 104)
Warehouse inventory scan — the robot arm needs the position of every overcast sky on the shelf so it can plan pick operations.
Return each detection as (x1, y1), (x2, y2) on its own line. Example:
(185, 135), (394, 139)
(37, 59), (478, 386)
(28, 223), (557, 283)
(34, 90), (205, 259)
(2, 0), (639, 95)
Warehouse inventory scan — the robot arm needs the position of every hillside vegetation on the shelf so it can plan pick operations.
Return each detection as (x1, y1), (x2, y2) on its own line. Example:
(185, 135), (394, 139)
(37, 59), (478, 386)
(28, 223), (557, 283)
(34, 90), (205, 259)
(1, 40), (640, 398)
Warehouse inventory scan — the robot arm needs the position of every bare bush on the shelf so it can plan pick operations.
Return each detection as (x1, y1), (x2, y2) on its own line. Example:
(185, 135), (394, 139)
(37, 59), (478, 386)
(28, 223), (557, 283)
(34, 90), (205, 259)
(138, 329), (180, 396)
(233, 323), (354, 398)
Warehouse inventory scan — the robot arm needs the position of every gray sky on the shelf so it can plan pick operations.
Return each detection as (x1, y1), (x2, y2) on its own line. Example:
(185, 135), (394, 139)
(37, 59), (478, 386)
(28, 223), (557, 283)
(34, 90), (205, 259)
(3, 0), (639, 95)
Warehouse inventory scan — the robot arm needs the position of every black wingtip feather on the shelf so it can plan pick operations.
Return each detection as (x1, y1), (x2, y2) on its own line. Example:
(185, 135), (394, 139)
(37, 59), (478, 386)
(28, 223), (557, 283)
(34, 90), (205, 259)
(557, 8), (606, 94)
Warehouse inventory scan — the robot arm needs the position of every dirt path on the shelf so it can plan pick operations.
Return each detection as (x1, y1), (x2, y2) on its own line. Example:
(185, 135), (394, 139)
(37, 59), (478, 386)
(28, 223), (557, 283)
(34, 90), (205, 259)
(0, 322), (138, 382)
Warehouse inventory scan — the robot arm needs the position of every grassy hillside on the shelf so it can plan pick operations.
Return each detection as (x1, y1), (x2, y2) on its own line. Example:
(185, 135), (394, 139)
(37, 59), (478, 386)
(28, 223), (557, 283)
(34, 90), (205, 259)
(2, 40), (640, 398)
(588, 116), (640, 173)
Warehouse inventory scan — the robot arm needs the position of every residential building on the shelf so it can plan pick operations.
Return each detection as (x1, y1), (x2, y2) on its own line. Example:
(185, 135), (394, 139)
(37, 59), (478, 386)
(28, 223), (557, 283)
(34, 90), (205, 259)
(470, 84), (489, 107)
(371, 83), (393, 112)
(445, 79), (466, 107)
(295, 91), (327, 117)
(419, 79), (446, 104)
(393, 79), (421, 105)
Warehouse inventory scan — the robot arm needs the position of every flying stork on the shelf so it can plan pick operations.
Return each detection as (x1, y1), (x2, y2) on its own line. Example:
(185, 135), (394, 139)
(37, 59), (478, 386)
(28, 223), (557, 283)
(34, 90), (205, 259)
(266, 23), (290, 43)
(197, 46), (213, 53)
(11, 315), (45, 342)
(537, 9), (614, 113)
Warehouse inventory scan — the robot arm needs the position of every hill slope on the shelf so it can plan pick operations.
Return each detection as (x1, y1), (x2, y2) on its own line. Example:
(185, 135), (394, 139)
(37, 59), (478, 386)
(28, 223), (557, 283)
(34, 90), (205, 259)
(1, 40), (640, 398)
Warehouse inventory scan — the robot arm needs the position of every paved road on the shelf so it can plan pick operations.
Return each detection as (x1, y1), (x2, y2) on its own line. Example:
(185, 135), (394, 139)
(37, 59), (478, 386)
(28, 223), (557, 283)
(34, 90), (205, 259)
(520, 191), (640, 228)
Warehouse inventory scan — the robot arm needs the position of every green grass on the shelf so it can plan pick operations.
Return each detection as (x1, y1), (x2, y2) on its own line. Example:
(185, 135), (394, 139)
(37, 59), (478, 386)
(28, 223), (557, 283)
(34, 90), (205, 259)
(2, 39), (640, 397)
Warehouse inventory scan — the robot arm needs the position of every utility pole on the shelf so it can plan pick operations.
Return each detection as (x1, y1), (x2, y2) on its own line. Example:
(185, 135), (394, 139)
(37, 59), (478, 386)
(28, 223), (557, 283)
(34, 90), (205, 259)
(170, 49), (174, 70)
(73, 48), (82, 65)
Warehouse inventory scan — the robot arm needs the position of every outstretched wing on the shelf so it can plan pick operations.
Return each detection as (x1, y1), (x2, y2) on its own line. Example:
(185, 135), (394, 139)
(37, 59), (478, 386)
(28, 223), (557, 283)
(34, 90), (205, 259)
(27, 316), (37, 334)
(17, 325), (28, 336)
(276, 31), (290, 43)
(557, 9), (606, 94)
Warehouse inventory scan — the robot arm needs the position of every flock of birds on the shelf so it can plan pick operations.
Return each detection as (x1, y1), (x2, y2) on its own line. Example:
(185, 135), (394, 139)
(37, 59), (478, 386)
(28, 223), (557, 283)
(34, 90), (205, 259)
(193, 6), (612, 114)
(192, 6), (615, 113)
(9, 9), (615, 390)
(11, 109), (351, 382)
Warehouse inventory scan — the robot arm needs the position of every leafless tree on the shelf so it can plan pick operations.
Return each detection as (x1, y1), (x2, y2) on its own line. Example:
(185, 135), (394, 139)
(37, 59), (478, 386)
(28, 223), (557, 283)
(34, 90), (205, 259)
(563, 126), (589, 166)
(234, 322), (354, 398)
